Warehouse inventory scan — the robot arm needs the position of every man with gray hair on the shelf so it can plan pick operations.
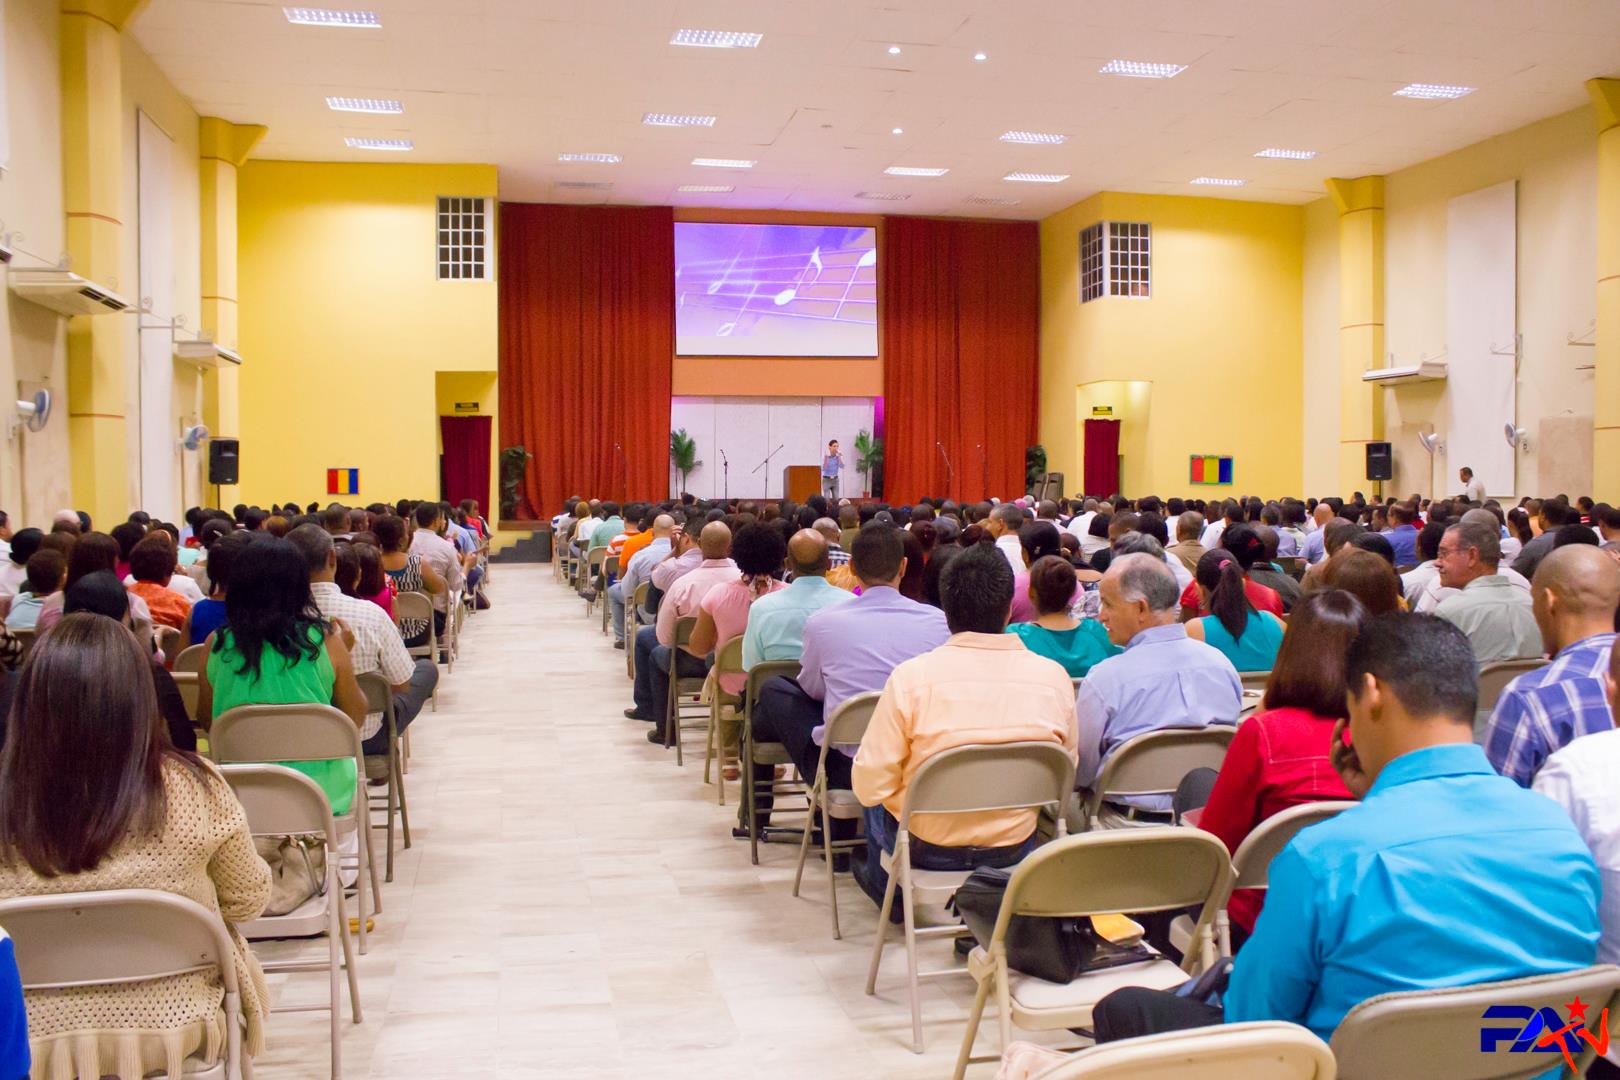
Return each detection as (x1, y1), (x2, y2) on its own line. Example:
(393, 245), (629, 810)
(1073, 553), (1242, 824)
(986, 502), (1027, 573)
(1113, 529), (1193, 592)
(1433, 519), (1543, 664)
(1412, 509), (1530, 613)
(811, 517), (850, 568)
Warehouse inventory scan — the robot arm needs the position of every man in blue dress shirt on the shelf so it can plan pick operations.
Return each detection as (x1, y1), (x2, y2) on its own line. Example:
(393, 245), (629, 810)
(1092, 612), (1600, 1052)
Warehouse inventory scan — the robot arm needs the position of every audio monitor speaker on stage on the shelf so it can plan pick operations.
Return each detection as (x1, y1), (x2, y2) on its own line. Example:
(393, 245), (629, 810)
(209, 438), (240, 485)
(1031, 472), (1064, 502)
(1365, 442), (1393, 482)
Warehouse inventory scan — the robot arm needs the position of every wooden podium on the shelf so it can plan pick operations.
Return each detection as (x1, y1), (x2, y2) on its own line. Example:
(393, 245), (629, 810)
(783, 465), (821, 503)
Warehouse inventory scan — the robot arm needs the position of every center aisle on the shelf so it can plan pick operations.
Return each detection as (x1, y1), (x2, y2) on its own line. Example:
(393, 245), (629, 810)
(255, 564), (1039, 1080)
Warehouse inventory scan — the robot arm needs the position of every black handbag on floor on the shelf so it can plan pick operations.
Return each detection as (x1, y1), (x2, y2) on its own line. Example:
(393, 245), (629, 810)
(949, 866), (1155, 984)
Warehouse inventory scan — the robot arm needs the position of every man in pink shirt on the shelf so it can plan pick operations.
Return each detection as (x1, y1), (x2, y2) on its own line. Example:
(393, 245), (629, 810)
(684, 524), (787, 697)
(630, 522), (736, 739)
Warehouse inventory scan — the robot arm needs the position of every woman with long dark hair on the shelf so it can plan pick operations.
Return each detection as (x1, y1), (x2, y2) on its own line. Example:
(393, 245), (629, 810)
(1009, 521), (1066, 624)
(1185, 546), (1286, 672)
(373, 514), (443, 645)
(0, 615), (272, 1073)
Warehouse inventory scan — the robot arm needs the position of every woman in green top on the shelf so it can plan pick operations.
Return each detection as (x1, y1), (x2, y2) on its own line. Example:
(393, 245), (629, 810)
(197, 535), (368, 814)
(1185, 547), (1286, 673)
(1006, 556), (1120, 678)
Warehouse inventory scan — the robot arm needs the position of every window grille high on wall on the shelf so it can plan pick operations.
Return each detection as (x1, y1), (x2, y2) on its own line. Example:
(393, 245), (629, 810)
(1078, 221), (1151, 302)
(436, 196), (489, 280)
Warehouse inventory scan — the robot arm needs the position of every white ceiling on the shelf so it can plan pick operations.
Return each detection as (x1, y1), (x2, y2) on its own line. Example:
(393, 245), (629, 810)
(131, 0), (1620, 219)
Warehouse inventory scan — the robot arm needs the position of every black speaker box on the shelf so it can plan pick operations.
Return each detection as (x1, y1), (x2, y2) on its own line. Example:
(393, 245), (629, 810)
(209, 438), (240, 486)
(1365, 442), (1393, 482)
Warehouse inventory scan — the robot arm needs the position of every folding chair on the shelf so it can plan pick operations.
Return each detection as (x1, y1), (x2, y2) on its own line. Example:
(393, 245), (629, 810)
(663, 616), (710, 766)
(704, 636), (745, 804)
(1331, 963), (1620, 1080)
(211, 703), (380, 955)
(865, 741), (1078, 1054)
(1075, 727), (1237, 832)
(175, 641), (208, 674)
(9, 626), (34, 657)
(394, 590), (437, 712)
(1169, 800), (1356, 958)
(1237, 670), (1271, 695)
(444, 588), (463, 673)
(357, 671), (411, 882)
(154, 623), (184, 664)
(791, 690), (879, 939)
(579, 548), (607, 608)
(599, 555), (619, 634)
(1475, 658), (1550, 740)
(626, 581), (650, 679)
(1277, 556), (1306, 580)
(1025, 1021), (1335, 1080)
(0, 889), (250, 1080)
(951, 827), (1234, 1079)
(740, 659), (805, 865)
(222, 764), (362, 1080)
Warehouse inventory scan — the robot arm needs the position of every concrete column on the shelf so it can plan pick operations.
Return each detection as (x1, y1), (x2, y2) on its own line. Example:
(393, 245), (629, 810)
(1589, 79), (1620, 500)
(60, 0), (147, 526)
(1324, 176), (1386, 497)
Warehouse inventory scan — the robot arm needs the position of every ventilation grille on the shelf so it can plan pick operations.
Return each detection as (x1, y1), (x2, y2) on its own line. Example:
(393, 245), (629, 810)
(555, 180), (612, 190)
(1079, 221), (1151, 302)
(436, 196), (488, 281)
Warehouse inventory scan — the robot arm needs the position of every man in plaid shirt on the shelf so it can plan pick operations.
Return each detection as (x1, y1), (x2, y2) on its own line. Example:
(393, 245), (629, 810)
(1485, 545), (1620, 786)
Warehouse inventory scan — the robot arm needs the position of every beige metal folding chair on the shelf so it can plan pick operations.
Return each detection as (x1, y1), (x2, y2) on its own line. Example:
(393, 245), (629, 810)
(393, 590), (437, 712)
(626, 581), (649, 679)
(1475, 658), (1550, 740)
(154, 623), (184, 663)
(1027, 1021), (1335, 1080)
(1331, 963), (1620, 1080)
(0, 889), (250, 1080)
(865, 740), (1078, 1054)
(444, 588), (463, 673)
(663, 616), (710, 766)
(357, 671), (411, 882)
(579, 547), (607, 609)
(740, 659), (805, 865)
(598, 555), (619, 633)
(951, 827), (1234, 1079)
(1277, 556), (1306, 580)
(1076, 727), (1237, 832)
(9, 626), (34, 656)
(704, 636), (745, 804)
(222, 764), (361, 1080)
(1237, 670), (1272, 695)
(211, 702), (380, 955)
(174, 641), (208, 674)
(791, 690), (879, 939)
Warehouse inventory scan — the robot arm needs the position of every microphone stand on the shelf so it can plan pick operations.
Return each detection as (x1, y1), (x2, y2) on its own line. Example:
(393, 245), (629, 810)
(976, 442), (987, 499)
(752, 444), (786, 498)
(613, 442), (628, 502)
(936, 441), (954, 501)
(720, 449), (729, 501)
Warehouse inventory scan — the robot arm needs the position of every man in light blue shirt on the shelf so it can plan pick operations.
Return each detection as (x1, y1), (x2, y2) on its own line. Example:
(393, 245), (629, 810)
(1092, 613), (1600, 1053)
(610, 512), (672, 646)
(740, 529), (851, 670)
(1075, 553), (1241, 818)
(589, 501), (624, 551)
(821, 439), (844, 500)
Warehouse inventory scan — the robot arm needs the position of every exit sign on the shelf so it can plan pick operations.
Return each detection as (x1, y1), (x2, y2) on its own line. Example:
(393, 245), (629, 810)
(1091, 405), (1114, 417)
(454, 401), (479, 414)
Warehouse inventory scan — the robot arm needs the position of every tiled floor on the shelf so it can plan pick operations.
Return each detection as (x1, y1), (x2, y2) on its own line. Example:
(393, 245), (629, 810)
(252, 565), (1073, 1079)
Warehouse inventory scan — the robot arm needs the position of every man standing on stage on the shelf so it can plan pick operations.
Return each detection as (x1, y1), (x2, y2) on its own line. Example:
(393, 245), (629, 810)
(822, 439), (844, 500)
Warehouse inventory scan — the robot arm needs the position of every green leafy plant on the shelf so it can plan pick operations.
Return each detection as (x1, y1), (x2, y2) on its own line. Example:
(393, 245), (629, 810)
(670, 428), (701, 495)
(854, 429), (884, 497)
(1025, 444), (1048, 491)
(499, 445), (534, 520)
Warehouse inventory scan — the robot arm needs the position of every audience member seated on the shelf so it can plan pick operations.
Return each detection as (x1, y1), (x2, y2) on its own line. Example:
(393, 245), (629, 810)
(197, 536), (369, 814)
(609, 509), (665, 646)
(685, 522), (788, 689)
(896, 527), (929, 602)
(850, 544), (1077, 906)
(1300, 503), (1336, 565)
(1076, 554), (1242, 823)
(1194, 590), (1364, 949)
(1185, 548), (1285, 672)
(1313, 547), (1403, 616)
(2, 551), (64, 631)
(1006, 555), (1117, 677)
(1178, 524), (1282, 622)
(34, 531), (156, 643)
(127, 535), (193, 631)
(183, 530), (248, 648)
(345, 539), (394, 617)
(1399, 520), (1448, 608)
(589, 501), (624, 551)
(1091, 613), (1601, 1046)
(376, 514), (445, 647)
(1433, 520), (1543, 663)
(0, 614), (272, 1075)
(289, 525), (438, 759)
(1485, 545), (1620, 786)
(1248, 525), (1303, 612)
(0, 530), (40, 603)
(1512, 498), (1573, 580)
(1381, 502), (1420, 565)
(740, 529), (851, 673)
(1008, 522), (1066, 624)
(647, 522), (703, 607)
(1165, 511), (1207, 577)
(629, 522), (736, 740)
(986, 503), (1027, 573)
(410, 504), (466, 642)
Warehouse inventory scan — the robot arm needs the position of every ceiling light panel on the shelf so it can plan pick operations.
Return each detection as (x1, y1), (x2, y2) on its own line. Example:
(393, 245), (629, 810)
(1393, 83), (1476, 100)
(885, 166), (948, 177)
(1254, 147), (1316, 159)
(856, 191), (910, 201)
(558, 153), (622, 163)
(643, 113), (717, 127)
(1190, 176), (1247, 186)
(670, 29), (761, 49)
(677, 184), (734, 193)
(1099, 59), (1185, 79)
(965, 196), (1021, 206)
(692, 158), (755, 168)
(345, 137), (411, 151)
(327, 96), (402, 114)
(284, 7), (379, 27)
(1004, 172), (1068, 183)
(1000, 130), (1067, 145)
(555, 180), (612, 189)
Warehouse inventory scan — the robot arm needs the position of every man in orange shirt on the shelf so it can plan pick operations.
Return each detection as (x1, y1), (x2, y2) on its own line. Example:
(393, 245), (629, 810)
(851, 543), (1078, 907)
(614, 505), (658, 579)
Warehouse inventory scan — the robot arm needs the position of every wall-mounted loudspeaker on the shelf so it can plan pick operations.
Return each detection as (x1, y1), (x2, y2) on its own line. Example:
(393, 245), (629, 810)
(208, 438), (240, 485)
(1365, 442), (1393, 482)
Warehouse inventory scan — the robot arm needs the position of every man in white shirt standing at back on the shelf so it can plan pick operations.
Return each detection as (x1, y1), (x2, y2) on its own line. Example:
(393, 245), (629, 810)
(1459, 465), (1486, 503)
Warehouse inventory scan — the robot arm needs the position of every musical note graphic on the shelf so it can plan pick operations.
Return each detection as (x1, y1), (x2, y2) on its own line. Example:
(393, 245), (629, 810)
(676, 231), (877, 349)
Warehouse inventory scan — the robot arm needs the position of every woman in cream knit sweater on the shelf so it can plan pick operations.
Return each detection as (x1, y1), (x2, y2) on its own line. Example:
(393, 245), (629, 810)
(0, 615), (272, 1080)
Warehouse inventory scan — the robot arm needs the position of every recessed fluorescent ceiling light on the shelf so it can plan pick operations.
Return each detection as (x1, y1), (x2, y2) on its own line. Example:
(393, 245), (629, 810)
(887, 45), (902, 55)
(1099, 59), (1186, 79)
(1000, 130), (1067, 145)
(692, 158), (756, 168)
(1254, 147), (1316, 159)
(965, 195), (1021, 206)
(856, 191), (911, 201)
(345, 137), (411, 151)
(643, 113), (717, 127)
(1393, 83), (1476, 100)
(670, 29), (762, 48)
(677, 184), (734, 193)
(1190, 176), (1247, 186)
(973, 52), (988, 62)
(891, 127), (904, 135)
(555, 180), (612, 190)
(284, 7), (379, 27)
(885, 166), (947, 177)
(1004, 171), (1069, 183)
(326, 96), (402, 114)
(558, 153), (622, 163)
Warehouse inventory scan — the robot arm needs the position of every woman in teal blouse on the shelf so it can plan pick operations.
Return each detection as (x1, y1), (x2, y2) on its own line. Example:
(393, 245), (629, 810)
(1186, 547), (1286, 673)
(1006, 556), (1120, 677)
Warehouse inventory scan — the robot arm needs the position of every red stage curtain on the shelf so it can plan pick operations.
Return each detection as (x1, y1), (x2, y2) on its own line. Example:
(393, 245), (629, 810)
(498, 203), (674, 520)
(440, 415), (492, 510)
(881, 216), (1039, 504)
(1083, 418), (1121, 498)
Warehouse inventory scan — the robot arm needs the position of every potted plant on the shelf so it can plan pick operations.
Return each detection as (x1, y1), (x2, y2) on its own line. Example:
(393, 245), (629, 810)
(1025, 444), (1048, 494)
(499, 445), (534, 520)
(854, 429), (884, 498)
(669, 429), (701, 496)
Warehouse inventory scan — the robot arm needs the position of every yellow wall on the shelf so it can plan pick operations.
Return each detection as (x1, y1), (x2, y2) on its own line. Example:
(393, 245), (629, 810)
(237, 161), (498, 507)
(1040, 192), (1304, 498)
(433, 370), (499, 515)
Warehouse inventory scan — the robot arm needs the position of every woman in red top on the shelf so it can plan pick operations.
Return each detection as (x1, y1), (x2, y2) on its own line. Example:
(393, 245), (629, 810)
(1178, 523), (1282, 620)
(1195, 588), (1366, 948)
